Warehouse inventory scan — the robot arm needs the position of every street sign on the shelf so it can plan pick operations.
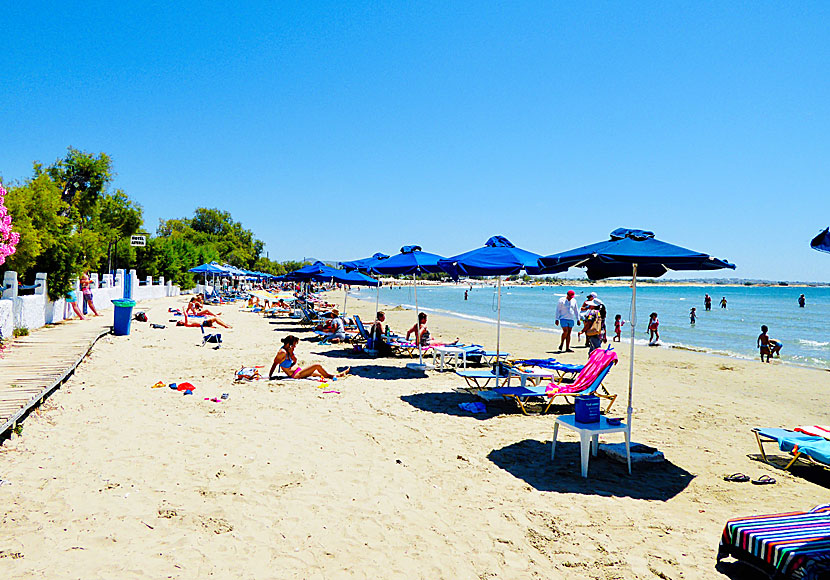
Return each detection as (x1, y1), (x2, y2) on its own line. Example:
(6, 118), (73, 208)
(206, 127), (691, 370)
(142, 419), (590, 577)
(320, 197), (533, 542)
(130, 235), (146, 247)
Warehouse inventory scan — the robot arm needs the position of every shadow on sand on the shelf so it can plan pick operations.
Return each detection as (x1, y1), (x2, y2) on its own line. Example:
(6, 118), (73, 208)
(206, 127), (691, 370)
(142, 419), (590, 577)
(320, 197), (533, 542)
(748, 453), (830, 489)
(487, 439), (694, 500)
(400, 391), (514, 420)
(347, 364), (427, 380)
(715, 560), (771, 579)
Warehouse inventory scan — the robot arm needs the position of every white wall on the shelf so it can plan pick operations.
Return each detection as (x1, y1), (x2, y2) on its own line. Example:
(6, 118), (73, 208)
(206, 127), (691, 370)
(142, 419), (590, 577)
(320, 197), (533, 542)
(0, 271), (180, 334)
(0, 300), (11, 339)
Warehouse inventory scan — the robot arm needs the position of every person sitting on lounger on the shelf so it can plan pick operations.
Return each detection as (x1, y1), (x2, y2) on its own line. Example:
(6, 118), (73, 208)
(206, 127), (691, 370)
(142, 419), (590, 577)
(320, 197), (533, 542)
(176, 310), (231, 329)
(269, 335), (350, 379)
(406, 312), (431, 346)
(369, 311), (394, 356)
(319, 309), (347, 343)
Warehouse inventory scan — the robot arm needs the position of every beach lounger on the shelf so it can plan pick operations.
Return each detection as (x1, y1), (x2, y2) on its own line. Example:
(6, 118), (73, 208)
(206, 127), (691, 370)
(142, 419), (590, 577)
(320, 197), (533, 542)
(718, 504), (830, 579)
(455, 369), (510, 389)
(490, 348), (618, 415)
(753, 428), (830, 470)
(511, 358), (584, 381)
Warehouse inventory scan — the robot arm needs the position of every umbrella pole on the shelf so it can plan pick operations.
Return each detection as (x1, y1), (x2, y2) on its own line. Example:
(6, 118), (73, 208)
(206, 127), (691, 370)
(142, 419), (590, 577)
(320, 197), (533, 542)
(414, 272), (423, 366)
(627, 263), (637, 430)
(375, 282), (380, 319)
(496, 276), (502, 362)
(344, 286), (348, 313)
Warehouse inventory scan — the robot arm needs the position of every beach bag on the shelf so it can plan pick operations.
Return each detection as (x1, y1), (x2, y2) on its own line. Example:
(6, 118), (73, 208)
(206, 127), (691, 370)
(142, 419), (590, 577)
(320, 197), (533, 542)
(493, 360), (511, 377)
(235, 367), (260, 381)
(575, 395), (601, 423)
(134, 311), (148, 322)
(203, 333), (222, 344)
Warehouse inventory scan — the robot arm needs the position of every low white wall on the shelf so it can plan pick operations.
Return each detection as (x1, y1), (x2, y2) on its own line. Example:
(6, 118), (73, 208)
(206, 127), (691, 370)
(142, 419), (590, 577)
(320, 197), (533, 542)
(0, 271), (180, 334)
(0, 300), (11, 339)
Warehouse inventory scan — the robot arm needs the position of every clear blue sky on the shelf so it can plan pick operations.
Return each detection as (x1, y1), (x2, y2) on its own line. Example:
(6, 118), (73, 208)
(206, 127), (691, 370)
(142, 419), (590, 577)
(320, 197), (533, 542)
(2, 2), (829, 280)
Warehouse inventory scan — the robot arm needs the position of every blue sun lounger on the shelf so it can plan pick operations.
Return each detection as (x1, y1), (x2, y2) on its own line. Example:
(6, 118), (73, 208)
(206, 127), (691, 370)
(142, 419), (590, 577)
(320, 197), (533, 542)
(491, 350), (618, 415)
(753, 428), (830, 470)
(456, 369), (510, 389)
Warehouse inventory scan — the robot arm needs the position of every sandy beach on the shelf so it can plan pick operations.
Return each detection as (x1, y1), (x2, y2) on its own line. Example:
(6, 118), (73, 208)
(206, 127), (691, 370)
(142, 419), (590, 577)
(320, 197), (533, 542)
(2, 293), (830, 579)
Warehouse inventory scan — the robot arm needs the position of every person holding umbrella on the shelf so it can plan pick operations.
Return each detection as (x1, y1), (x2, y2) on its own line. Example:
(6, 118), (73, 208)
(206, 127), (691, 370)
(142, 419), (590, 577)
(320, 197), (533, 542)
(555, 290), (580, 352)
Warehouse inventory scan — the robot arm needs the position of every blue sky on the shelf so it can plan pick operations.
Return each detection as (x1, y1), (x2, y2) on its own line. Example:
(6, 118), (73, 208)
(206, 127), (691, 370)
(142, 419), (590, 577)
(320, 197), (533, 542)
(2, 2), (829, 280)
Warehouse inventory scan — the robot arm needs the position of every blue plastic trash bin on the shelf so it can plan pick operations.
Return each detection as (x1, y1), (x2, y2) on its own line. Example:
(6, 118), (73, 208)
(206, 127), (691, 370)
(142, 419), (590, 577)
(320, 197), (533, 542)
(112, 299), (136, 336)
(574, 395), (601, 423)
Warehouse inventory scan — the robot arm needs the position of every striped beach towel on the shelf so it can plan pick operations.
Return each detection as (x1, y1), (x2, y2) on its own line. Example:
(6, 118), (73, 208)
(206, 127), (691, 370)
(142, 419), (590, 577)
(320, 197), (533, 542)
(795, 426), (830, 440)
(718, 504), (830, 579)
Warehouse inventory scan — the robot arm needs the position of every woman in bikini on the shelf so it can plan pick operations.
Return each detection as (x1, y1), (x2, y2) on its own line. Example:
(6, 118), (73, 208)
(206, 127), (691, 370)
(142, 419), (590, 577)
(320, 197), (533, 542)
(269, 335), (349, 380)
(186, 296), (221, 317)
(176, 310), (231, 328)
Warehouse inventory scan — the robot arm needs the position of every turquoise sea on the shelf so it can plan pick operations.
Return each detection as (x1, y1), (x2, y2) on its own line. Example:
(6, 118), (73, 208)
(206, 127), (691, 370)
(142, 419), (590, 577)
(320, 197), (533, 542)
(348, 284), (830, 370)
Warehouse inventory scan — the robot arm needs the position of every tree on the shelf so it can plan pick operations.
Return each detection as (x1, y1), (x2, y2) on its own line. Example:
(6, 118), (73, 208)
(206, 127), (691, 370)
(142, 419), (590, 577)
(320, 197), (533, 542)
(46, 148), (113, 224)
(3, 149), (142, 299)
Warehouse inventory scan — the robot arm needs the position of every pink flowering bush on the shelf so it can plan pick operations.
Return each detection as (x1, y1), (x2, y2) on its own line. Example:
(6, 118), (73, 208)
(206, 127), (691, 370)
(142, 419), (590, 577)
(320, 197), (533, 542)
(0, 183), (20, 265)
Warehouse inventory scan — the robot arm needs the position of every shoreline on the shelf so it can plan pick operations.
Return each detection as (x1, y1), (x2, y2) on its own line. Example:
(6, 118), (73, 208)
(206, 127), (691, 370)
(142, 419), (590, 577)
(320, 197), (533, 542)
(346, 290), (830, 374)
(373, 279), (830, 288)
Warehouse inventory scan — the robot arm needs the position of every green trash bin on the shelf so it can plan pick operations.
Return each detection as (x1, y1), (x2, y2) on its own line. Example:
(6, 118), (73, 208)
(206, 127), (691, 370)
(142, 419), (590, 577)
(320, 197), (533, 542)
(112, 299), (136, 336)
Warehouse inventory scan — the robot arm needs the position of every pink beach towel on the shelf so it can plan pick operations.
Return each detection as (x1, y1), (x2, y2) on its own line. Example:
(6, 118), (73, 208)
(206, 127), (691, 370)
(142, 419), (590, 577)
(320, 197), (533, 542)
(545, 348), (618, 395)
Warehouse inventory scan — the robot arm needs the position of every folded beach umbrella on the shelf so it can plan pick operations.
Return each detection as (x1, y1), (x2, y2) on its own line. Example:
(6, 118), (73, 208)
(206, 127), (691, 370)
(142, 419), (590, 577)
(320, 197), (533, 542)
(438, 236), (542, 364)
(811, 228), (830, 254)
(370, 246), (446, 370)
(538, 228), (735, 435)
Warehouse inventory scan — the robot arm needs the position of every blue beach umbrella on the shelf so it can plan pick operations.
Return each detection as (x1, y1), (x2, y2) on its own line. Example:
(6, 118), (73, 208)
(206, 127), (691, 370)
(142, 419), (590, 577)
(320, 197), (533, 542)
(341, 253), (390, 316)
(188, 261), (232, 290)
(285, 261), (338, 281)
(811, 228), (830, 254)
(371, 246), (447, 369)
(188, 262), (231, 275)
(340, 253), (390, 272)
(310, 268), (379, 312)
(438, 236), (542, 363)
(538, 228), (735, 433)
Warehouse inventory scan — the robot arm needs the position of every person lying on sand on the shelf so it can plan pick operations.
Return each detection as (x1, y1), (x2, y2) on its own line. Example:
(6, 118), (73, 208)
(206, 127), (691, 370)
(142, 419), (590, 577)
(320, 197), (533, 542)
(269, 335), (350, 379)
(176, 310), (231, 329)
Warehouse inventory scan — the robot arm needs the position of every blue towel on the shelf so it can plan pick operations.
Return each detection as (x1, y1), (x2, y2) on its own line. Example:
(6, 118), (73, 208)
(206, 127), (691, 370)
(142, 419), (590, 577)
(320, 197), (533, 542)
(459, 402), (487, 414)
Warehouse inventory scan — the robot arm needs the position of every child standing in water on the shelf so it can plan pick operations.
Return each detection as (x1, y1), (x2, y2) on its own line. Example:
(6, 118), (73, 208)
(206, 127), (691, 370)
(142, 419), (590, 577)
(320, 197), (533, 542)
(690, 307), (697, 325)
(613, 314), (624, 342)
(757, 325), (772, 363)
(647, 312), (660, 345)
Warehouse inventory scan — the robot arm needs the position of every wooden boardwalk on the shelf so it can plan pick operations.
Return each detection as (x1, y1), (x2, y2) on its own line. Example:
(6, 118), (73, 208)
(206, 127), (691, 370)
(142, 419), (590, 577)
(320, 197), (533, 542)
(0, 319), (111, 437)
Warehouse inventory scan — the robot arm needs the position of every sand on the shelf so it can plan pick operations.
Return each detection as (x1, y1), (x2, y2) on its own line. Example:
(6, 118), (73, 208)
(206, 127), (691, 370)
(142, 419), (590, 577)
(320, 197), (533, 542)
(1, 292), (829, 579)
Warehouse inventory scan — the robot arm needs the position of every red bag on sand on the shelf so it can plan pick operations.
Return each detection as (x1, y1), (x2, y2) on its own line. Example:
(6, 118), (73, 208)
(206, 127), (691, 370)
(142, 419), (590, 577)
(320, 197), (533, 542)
(177, 382), (195, 391)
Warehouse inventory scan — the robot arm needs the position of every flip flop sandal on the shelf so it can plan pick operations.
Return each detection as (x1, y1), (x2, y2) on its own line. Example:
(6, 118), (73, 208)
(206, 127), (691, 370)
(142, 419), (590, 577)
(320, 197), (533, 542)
(724, 473), (750, 482)
(752, 475), (776, 485)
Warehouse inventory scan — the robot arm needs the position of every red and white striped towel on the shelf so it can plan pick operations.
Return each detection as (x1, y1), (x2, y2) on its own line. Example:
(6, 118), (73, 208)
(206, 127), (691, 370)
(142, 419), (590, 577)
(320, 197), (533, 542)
(794, 425), (830, 439)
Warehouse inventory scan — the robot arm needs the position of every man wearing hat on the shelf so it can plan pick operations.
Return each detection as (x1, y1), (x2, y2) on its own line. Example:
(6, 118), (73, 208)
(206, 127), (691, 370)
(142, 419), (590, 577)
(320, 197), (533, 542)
(555, 290), (580, 352)
(319, 308), (347, 344)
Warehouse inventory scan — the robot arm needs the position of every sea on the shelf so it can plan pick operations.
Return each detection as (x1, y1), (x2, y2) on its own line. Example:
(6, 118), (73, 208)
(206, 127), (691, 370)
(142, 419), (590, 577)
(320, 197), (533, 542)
(347, 284), (830, 370)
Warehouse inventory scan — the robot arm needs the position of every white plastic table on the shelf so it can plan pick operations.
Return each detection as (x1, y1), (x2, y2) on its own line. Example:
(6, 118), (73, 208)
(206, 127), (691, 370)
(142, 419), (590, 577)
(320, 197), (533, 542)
(431, 346), (468, 371)
(550, 414), (631, 478)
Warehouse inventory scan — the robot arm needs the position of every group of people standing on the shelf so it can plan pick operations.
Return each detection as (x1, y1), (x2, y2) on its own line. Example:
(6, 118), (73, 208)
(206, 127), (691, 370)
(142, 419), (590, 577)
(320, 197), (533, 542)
(554, 290), (609, 354)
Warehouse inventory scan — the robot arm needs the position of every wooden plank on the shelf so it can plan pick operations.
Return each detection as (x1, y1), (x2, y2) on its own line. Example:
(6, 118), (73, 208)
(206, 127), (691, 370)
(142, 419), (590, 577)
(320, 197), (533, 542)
(0, 323), (110, 437)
